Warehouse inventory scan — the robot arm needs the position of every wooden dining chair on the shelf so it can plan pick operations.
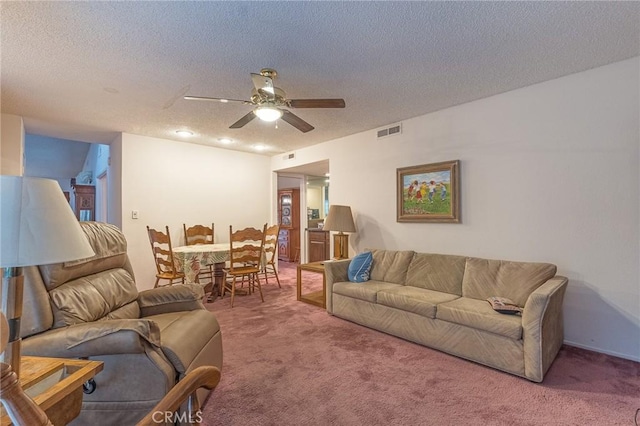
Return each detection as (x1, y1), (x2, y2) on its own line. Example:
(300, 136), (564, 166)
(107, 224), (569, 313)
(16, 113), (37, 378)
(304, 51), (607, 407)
(183, 223), (215, 245)
(262, 224), (281, 288)
(183, 223), (215, 284)
(222, 224), (267, 307)
(147, 226), (185, 288)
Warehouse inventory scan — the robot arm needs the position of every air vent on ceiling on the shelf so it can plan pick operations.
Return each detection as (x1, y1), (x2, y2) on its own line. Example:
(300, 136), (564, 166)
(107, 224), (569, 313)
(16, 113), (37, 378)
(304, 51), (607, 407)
(282, 152), (296, 160)
(377, 123), (402, 139)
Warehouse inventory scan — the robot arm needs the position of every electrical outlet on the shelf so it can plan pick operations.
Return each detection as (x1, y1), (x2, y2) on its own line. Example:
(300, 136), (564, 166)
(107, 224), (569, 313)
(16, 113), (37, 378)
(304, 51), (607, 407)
(131, 210), (139, 219)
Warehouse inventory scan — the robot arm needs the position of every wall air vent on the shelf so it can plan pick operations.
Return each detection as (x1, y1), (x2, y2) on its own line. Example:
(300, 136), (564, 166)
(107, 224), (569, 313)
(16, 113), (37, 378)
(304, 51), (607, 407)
(377, 123), (402, 139)
(282, 152), (296, 160)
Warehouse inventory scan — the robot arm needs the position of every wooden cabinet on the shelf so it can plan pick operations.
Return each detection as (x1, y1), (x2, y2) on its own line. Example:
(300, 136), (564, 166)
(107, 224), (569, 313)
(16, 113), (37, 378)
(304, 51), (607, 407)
(308, 230), (330, 263)
(72, 184), (95, 221)
(278, 188), (300, 262)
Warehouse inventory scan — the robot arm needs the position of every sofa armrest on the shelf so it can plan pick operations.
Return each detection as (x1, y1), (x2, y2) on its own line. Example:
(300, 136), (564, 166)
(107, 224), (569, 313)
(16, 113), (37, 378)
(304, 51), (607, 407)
(522, 276), (568, 382)
(22, 319), (161, 358)
(324, 259), (351, 314)
(138, 284), (205, 317)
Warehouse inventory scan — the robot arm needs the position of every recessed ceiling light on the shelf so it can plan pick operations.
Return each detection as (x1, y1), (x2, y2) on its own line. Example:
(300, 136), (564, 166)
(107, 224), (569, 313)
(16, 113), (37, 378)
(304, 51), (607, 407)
(220, 99), (229, 103)
(218, 138), (233, 144)
(176, 130), (193, 137)
(253, 144), (267, 151)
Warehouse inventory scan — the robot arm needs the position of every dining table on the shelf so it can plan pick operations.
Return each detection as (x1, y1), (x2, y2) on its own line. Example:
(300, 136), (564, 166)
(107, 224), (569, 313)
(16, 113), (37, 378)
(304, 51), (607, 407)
(172, 243), (230, 301)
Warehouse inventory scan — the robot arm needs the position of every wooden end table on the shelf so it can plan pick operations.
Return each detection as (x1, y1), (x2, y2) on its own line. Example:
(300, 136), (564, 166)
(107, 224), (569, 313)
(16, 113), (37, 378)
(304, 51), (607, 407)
(296, 261), (326, 308)
(1, 356), (103, 425)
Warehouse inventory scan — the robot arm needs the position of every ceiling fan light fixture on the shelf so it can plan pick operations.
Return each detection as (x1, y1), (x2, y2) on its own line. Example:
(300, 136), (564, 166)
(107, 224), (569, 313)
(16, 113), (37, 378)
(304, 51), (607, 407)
(254, 106), (282, 122)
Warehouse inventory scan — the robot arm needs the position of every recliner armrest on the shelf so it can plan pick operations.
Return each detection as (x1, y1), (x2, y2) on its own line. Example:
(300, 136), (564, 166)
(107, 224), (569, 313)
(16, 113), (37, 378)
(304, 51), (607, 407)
(22, 319), (161, 358)
(138, 284), (205, 317)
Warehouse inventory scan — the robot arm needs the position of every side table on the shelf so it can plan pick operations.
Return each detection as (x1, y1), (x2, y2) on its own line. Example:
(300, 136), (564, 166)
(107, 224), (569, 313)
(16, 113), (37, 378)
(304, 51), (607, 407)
(296, 261), (326, 308)
(1, 356), (103, 425)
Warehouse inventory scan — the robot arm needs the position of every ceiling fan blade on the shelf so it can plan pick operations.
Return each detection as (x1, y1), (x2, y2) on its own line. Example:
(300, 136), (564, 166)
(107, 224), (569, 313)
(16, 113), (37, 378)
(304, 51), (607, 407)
(251, 73), (275, 98)
(288, 99), (346, 108)
(281, 110), (314, 133)
(184, 95), (252, 105)
(229, 111), (256, 129)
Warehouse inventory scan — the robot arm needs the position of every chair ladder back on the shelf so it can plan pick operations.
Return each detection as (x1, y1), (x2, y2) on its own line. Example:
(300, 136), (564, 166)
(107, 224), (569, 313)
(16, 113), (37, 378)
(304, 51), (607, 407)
(263, 224), (280, 263)
(228, 224), (266, 271)
(147, 226), (182, 285)
(183, 223), (214, 246)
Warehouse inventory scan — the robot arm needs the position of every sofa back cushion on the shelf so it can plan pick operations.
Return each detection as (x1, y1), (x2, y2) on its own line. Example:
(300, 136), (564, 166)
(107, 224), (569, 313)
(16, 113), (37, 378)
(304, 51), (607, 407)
(35, 222), (141, 328)
(368, 249), (415, 284)
(405, 253), (467, 295)
(49, 268), (140, 328)
(461, 257), (557, 307)
(39, 222), (134, 291)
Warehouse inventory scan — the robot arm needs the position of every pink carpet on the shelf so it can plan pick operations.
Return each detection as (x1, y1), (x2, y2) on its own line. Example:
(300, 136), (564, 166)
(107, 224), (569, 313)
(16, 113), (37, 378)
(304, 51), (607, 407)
(202, 262), (640, 425)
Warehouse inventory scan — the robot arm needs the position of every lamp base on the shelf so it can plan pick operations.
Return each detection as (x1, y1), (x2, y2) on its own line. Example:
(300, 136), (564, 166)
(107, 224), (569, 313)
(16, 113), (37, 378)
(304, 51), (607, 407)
(1, 268), (23, 379)
(333, 233), (350, 260)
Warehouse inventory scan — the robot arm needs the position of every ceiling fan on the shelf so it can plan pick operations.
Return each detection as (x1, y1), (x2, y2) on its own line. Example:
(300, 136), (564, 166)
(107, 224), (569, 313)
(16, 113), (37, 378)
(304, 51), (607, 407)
(184, 68), (345, 133)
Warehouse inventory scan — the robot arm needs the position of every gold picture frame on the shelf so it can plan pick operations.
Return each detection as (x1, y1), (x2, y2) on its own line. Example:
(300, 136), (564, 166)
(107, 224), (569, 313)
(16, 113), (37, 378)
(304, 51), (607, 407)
(397, 160), (460, 223)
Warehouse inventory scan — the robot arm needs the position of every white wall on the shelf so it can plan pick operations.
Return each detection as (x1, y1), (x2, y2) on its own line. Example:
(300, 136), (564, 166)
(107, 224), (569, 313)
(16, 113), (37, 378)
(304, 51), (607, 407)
(120, 133), (271, 290)
(271, 57), (640, 361)
(0, 114), (25, 175)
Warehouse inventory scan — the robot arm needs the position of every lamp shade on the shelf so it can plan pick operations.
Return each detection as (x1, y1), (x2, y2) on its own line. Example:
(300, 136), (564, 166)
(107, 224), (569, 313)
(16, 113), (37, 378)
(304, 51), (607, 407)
(323, 205), (356, 233)
(0, 176), (94, 267)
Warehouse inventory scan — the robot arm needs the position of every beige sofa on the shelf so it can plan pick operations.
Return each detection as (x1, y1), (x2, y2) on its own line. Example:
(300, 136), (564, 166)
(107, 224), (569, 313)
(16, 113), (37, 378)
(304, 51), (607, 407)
(325, 249), (567, 382)
(20, 222), (223, 425)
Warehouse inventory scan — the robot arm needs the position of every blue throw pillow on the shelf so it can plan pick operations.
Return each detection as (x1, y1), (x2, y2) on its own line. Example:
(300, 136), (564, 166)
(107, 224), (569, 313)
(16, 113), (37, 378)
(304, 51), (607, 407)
(348, 251), (373, 283)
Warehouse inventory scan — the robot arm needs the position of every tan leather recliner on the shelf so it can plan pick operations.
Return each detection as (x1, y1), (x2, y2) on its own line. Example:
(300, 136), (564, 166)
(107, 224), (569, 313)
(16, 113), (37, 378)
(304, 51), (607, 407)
(19, 222), (223, 425)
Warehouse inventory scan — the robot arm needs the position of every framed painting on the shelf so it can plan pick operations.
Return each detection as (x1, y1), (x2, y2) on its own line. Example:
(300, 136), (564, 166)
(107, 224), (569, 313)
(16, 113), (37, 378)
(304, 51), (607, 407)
(397, 160), (460, 223)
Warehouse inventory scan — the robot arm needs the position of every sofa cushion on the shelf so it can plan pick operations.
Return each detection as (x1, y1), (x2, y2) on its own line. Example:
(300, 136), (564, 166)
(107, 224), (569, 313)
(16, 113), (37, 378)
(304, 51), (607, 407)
(49, 268), (140, 328)
(39, 222), (134, 291)
(377, 287), (459, 319)
(348, 251), (373, 283)
(436, 297), (523, 340)
(148, 310), (221, 374)
(461, 257), (557, 307)
(333, 280), (402, 303)
(405, 253), (467, 295)
(368, 249), (415, 284)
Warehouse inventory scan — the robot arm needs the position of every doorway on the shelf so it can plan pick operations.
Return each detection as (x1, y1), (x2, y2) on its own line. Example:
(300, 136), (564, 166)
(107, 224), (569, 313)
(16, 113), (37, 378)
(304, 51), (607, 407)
(276, 160), (330, 264)
(96, 171), (108, 222)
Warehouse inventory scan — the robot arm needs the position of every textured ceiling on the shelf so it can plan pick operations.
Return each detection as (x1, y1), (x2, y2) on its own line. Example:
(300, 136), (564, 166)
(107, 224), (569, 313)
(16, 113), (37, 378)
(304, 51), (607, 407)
(2, 2), (639, 156)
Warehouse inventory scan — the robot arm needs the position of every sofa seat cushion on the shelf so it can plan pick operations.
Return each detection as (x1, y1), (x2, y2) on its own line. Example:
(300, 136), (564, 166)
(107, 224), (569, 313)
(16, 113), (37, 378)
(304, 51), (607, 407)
(333, 280), (402, 303)
(436, 297), (523, 340)
(377, 287), (459, 318)
(147, 310), (221, 373)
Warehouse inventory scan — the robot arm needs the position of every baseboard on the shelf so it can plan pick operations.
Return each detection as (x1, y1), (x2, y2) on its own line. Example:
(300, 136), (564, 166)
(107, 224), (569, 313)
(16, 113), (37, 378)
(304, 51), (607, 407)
(564, 340), (640, 363)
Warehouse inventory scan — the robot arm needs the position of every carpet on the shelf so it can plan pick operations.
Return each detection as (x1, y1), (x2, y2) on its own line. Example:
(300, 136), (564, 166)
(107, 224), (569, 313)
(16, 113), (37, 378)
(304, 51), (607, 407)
(202, 262), (640, 426)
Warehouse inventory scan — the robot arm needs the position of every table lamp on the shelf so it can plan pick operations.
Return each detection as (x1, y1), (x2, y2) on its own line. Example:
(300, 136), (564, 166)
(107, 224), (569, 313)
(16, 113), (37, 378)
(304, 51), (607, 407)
(0, 176), (94, 378)
(323, 205), (356, 260)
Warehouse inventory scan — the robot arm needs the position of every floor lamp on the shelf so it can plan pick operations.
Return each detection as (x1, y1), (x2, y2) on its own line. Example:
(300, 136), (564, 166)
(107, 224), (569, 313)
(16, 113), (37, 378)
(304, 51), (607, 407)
(323, 205), (356, 260)
(0, 176), (94, 378)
